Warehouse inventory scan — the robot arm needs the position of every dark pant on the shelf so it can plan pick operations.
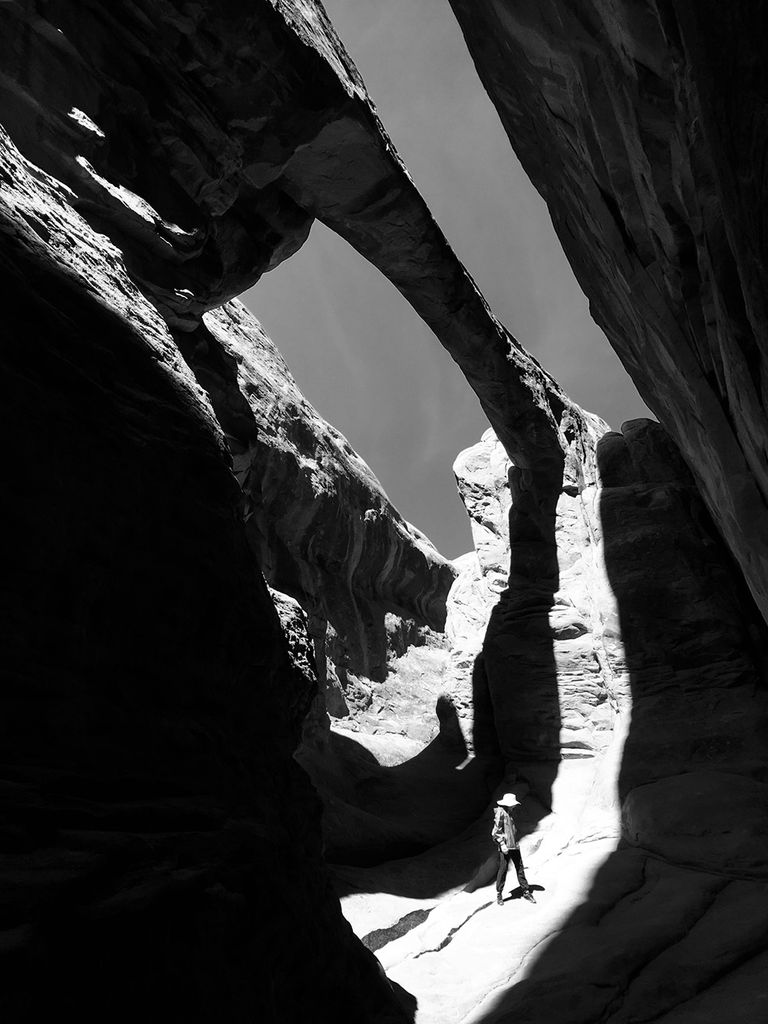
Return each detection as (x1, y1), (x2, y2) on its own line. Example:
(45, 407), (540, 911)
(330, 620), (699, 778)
(496, 847), (529, 894)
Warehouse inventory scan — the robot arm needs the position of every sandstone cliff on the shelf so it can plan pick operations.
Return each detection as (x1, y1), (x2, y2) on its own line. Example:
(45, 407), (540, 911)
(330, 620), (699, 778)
(4, 1), (768, 1022)
(0, 2), (516, 1016)
(0, 0), (591, 895)
(0, 0), (585, 500)
(337, 419), (768, 1023)
(448, 0), (768, 630)
(178, 297), (455, 702)
(0, 122), (404, 1022)
(1, 0), (591, 696)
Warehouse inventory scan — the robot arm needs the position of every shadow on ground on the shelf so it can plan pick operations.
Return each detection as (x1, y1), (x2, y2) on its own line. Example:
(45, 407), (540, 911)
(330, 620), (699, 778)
(317, 452), (565, 888)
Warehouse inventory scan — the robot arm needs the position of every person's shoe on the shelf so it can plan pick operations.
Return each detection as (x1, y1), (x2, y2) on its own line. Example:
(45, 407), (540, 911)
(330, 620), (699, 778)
(522, 889), (536, 903)
(496, 892), (504, 906)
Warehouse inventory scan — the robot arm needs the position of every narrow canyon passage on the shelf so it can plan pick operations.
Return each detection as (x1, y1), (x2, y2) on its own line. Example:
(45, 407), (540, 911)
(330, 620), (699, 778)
(3, 3), (768, 1023)
(289, 413), (768, 1024)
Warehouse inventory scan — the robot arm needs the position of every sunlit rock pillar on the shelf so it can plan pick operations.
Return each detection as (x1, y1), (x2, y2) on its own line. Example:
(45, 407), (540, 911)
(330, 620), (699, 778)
(454, 415), (768, 1021)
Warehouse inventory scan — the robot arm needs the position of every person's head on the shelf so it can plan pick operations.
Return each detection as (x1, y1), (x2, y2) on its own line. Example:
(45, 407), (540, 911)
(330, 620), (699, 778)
(496, 792), (520, 810)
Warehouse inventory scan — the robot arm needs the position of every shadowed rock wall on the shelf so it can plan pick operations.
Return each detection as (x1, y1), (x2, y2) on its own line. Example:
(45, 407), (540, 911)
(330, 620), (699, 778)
(0, 2), (520, 1015)
(0, 0), (593, 901)
(5, 0), (768, 1019)
(0, 119), (405, 1023)
(0, 0), (583, 496)
(180, 299), (455, 685)
(448, 0), (768, 626)
(0, 0), (594, 714)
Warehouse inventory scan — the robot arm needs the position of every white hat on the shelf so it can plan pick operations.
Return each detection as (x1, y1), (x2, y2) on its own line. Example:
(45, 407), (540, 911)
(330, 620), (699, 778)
(496, 792), (520, 808)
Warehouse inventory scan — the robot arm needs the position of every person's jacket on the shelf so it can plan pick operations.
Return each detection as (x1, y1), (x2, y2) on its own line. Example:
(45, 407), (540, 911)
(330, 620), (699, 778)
(491, 806), (518, 853)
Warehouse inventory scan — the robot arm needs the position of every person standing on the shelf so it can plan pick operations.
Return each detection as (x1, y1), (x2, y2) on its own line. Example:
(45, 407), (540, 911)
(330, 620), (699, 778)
(492, 793), (535, 905)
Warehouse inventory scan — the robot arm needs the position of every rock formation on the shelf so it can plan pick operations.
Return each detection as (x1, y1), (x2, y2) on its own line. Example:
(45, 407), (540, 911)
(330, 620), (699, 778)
(185, 299), (455, 688)
(0, 0), (586, 495)
(0, 0), (588, 882)
(448, 0), (768, 629)
(1, 0), (590, 728)
(0, 1), (526, 1016)
(3, 1), (768, 1022)
(0, 123), (404, 1022)
(479, 417), (768, 1023)
(338, 419), (768, 1023)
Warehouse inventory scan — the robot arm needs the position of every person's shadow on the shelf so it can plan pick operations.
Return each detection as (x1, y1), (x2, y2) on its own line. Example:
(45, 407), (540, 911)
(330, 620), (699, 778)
(503, 883), (546, 902)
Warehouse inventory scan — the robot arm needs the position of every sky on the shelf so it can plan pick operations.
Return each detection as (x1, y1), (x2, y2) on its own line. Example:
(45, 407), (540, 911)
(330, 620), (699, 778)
(243, 0), (651, 559)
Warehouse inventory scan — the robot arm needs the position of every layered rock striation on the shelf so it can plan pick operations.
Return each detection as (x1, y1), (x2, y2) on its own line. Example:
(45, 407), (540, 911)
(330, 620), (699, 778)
(183, 298), (455, 687)
(5, 1), (768, 1021)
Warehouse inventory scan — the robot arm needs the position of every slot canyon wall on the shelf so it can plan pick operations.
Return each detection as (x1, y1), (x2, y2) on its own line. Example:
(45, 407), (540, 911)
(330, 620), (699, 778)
(416, 420), (768, 1022)
(0, 126), (405, 1021)
(2, 1), (768, 1023)
(184, 299), (456, 693)
(448, 0), (768, 627)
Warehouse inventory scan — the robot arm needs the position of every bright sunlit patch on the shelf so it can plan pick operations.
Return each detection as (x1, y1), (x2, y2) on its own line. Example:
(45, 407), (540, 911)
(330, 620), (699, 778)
(67, 107), (105, 138)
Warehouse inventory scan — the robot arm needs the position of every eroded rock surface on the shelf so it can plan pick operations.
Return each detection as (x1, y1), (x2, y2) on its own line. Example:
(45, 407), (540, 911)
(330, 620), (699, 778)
(185, 299), (455, 686)
(337, 419), (768, 1023)
(5, 2), (768, 1022)
(0, 0), (590, 794)
(470, 419), (768, 1024)
(295, 588), (498, 866)
(1, 2), (598, 829)
(0, 0), (587, 514)
(0, 110), (405, 1024)
(448, 0), (768, 628)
